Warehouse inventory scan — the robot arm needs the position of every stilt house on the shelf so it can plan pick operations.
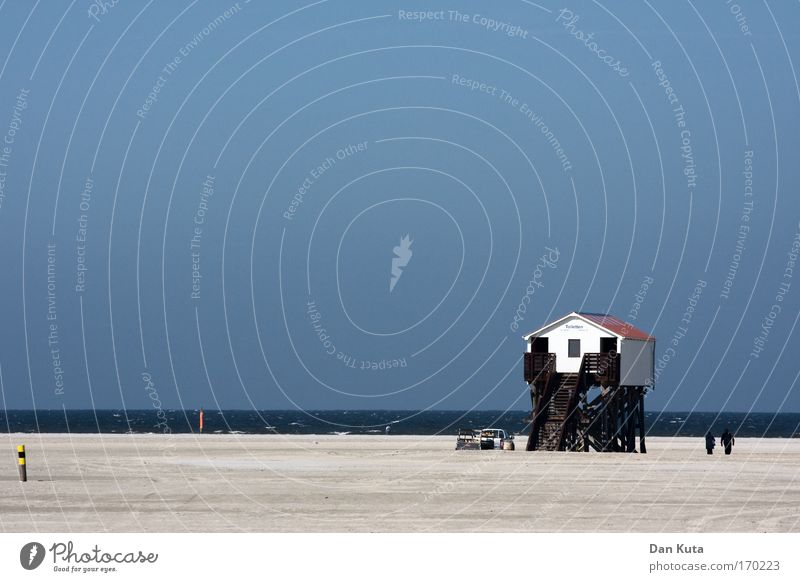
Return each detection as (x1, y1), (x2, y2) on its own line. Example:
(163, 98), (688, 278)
(522, 312), (655, 452)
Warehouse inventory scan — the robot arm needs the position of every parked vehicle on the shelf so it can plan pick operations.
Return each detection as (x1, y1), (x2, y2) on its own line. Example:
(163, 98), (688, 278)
(455, 428), (480, 450)
(480, 428), (513, 450)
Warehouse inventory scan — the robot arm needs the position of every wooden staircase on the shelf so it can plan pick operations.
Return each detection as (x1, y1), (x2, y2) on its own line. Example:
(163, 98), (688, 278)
(537, 373), (578, 450)
(525, 350), (644, 453)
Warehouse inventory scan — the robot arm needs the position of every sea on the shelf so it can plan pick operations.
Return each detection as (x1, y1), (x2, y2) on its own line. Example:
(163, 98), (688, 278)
(1, 410), (799, 438)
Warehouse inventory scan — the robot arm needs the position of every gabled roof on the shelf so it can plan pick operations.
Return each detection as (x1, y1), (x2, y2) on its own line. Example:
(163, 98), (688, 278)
(523, 312), (655, 341)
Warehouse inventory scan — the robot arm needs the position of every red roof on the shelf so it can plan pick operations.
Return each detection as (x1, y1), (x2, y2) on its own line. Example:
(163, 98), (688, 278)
(578, 312), (654, 341)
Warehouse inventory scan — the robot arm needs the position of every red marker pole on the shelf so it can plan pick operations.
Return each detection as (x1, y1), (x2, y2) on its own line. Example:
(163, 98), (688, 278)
(199, 409), (204, 434)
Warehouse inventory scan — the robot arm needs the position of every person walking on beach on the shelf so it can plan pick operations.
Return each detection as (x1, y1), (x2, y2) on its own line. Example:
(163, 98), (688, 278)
(705, 431), (715, 455)
(720, 428), (735, 455)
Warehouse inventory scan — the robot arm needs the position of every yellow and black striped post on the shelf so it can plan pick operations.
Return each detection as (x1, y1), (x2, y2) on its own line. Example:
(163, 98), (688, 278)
(17, 445), (27, 482)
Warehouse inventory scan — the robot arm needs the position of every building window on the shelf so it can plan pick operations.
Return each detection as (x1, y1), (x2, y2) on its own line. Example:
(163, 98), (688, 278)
(568, 339), (580, 358)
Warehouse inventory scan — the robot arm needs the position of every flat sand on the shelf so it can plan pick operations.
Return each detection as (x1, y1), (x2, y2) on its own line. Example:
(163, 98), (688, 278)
(1, 434), (799, 532)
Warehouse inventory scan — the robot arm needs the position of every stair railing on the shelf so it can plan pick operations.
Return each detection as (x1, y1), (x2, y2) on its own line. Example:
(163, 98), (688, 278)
(525, 353), (556, 451)
(556, 356), (589, 451)
(568, 351), (621, 451)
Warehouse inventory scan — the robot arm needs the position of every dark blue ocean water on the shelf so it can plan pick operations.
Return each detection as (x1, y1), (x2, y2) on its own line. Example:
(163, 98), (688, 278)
(1, 410), (799, 437)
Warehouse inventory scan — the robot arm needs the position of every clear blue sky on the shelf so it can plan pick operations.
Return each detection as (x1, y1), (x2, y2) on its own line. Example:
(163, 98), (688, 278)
(0, 1), (798, 412)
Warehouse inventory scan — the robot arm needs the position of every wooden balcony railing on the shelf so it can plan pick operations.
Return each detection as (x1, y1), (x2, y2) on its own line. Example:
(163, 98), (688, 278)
(523, 352), (556, 383)
(583, 351), (620, 384)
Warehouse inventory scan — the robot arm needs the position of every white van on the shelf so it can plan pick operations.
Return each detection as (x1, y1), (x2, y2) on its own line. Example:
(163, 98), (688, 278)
(480, 428), (513, 450)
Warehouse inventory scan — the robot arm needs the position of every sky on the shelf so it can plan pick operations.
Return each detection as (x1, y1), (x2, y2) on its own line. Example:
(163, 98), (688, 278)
(0, 0), (799, 413)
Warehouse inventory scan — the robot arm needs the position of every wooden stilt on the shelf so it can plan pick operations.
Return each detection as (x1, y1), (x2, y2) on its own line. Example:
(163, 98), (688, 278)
(626, 389), (636, 452)
(526, 387), (536, 451)
(523, 349), (649, 454)
(638, 388), (647, 454)
(610, 392), (619, 452)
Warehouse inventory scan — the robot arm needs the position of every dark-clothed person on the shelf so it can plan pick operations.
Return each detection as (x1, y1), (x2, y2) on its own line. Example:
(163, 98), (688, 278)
(720, 429), (735, 455)
(705, 432), (715, 455)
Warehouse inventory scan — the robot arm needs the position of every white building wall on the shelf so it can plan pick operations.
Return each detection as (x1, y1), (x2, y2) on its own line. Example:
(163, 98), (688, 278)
(527, 314), (656, 381)
(619, 338), (655, 386)
(538, 316), (605, 373)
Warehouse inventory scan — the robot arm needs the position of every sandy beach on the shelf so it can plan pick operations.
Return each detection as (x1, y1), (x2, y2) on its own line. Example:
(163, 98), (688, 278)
(1, 435), (799, 532)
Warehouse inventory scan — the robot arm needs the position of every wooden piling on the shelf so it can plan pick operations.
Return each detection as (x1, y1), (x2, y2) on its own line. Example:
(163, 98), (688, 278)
(626, 389), (636, 452)
(638, 389), (647, 454)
